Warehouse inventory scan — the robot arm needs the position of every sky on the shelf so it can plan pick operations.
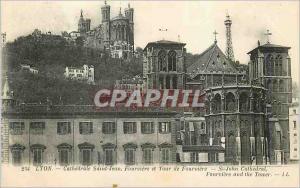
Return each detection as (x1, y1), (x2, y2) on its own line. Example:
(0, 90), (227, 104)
(1, 0), (299, 83)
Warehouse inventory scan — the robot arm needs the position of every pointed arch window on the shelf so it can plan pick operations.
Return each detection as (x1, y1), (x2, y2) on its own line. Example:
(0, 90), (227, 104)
(273, 80), (278, 92)
(279, 80), (285, 92)
(225, 92), (236, 112)
(212, 94), (221, 113)
(239, 93), (249, 112)
(275, 55), (283, 76)
(158, 50), (167, 72)
(168, 50), (177, 71)
(266, 55), (274, 76)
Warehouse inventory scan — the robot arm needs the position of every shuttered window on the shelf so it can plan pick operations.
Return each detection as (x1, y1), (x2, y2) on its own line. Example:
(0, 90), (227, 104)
(159, 122), (171, 134)
(161, 148), (171, 163)
(30, 122), (45, 135)
(9, 122), (25, 135)
(102, 122), (116, 134)
(143, 148), (153, 164)
(125, 148), (135, 165)
(79, 122), (93, 135)
(123, 122), (137, 134)
(57, 122), (71, 135)
(141, 122), (154, 134)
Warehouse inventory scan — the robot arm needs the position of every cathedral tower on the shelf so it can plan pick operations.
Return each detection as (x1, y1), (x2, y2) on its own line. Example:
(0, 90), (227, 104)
(224, 13), (235, 62)
(125, 3), (134, 47)
(143, 40), (186, 90)
(248, 32), (292, 164)
(101, 0), (111, 47)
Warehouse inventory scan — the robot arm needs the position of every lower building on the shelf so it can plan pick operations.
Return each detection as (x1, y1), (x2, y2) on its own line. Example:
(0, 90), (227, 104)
(3, 105), (178, 166)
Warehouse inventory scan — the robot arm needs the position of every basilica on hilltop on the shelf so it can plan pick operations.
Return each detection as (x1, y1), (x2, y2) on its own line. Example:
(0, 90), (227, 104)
(69, 1), (134, 59)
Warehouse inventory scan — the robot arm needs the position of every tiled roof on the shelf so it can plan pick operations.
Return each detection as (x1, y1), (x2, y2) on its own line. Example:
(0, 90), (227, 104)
(187, 42), (238, 79)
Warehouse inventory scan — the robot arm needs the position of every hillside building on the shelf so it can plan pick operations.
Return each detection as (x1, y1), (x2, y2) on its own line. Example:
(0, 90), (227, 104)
(64, 64), (94, 84)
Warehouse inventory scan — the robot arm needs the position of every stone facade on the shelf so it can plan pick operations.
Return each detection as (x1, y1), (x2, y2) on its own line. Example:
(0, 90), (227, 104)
(142, 38), (292, 165)
(143, 40), (186, 90)
(4, 111), (177, 166)
(77, 2), (134, 59)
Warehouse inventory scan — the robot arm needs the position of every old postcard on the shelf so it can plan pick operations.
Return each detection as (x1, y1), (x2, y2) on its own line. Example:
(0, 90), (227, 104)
(0, 0), (299, 187)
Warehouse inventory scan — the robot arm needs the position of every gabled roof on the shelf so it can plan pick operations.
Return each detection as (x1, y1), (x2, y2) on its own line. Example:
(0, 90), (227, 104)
(187, 42), (238, 79)
(144, 40), (186, 50)
(247, 43), (290, 54)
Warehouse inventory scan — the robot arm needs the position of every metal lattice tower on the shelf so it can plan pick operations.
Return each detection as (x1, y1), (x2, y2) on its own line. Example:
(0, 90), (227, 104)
(224, 14), (235, 62)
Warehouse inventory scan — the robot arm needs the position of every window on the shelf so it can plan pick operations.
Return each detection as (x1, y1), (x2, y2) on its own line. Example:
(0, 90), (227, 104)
(104, 149), (114, 165)
(79, 122), (93, 135)
(125, 148), (135, 165)
(172, 77), (177, 89)
(59, 149), (69, 165)
(30, 144), (46, 166)
(33, 149), (42, 165)
(141, 143), (156, 164)
(293, 109), (297, 114)
(102, 122), (116, 134)
(12, 150), (22, 165)
(293, 121), (297, 129)
(57, 122), (71, 135)
(161, 148), (171, 163)
(158, 50), (167, 71)
(159, 122), (171, 134)
(57, 143), (72, 166)
(123, 143), (137, 165)
(78, 142), (95, 165)
(141, 122), (154, 134)
(159, 143), (173, 164)
(30, 122), (45, 135)
(294, 133), (297, 137)
(82, 149), (92, 165)
(143, 148), (153, 164)
(200, 122), (206, 134)
(123, 122), (137, 134)
(9, 122), (25, 135)
(10, 144), (25, 165)
(159, 76), (164, 89)
(294, 148), (298, 151)
(166, 75), (170, 89)
(168, 50), (177, 71)
(190, 152), (198, 163)
(102, 143), (116, 165)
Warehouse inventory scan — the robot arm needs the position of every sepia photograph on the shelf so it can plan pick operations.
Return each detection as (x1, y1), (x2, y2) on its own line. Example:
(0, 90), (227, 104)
(0, 0), (299, 187)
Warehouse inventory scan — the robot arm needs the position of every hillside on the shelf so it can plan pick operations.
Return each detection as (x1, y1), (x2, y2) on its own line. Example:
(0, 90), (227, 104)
(2, 30), (143, 104)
